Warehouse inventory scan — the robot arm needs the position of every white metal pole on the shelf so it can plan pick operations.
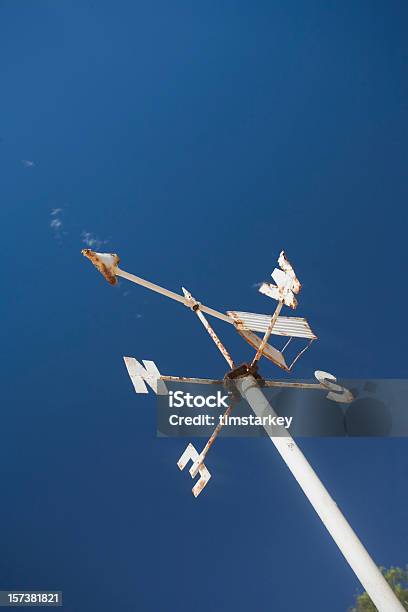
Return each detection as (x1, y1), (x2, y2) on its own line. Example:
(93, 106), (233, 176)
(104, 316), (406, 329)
(234, 374), (404, 612)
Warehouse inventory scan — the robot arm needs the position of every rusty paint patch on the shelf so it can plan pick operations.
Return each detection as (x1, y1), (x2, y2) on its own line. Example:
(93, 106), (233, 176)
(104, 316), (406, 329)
(81, 249), (120, 285)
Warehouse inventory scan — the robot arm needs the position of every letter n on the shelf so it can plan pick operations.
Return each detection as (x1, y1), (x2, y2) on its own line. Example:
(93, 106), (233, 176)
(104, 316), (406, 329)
(123, 356), (167, 395)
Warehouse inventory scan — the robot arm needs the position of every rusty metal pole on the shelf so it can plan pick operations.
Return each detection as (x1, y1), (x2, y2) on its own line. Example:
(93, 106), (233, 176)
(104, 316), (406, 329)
(251, 300), (283, 365)
(181, 287), (235, 370)
(234, 373), (405, 612)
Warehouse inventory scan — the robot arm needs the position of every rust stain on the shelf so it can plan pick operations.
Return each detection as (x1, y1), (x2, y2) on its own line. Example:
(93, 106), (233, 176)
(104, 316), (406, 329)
(81, 249), (119, 285)
(182, 286), (235, 369)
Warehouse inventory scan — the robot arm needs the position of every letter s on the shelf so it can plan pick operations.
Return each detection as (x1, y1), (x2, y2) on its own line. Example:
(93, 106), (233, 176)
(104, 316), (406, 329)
(315, 370), (353, 404)
(173, 390), (185, 408)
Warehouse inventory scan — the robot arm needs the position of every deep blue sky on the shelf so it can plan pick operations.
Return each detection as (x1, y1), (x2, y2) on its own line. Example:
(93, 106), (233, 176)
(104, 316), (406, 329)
(1, 2), (407, 611)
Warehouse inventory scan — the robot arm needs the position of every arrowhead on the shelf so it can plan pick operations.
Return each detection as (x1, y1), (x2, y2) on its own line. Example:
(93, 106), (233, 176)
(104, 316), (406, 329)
(181, 286), (199, 309)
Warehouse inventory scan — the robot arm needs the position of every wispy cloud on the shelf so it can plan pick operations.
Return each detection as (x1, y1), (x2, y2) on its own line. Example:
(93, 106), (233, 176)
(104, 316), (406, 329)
(252, 282), (263, 289)
(50, 218), (62, 230)
(49, 208), (64, 240)
(81, 231), (108, 250)
(22, 159), (35, 167)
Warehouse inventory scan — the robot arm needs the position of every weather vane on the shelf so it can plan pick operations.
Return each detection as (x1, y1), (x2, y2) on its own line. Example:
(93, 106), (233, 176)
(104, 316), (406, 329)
(81, 247), (404, 612)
